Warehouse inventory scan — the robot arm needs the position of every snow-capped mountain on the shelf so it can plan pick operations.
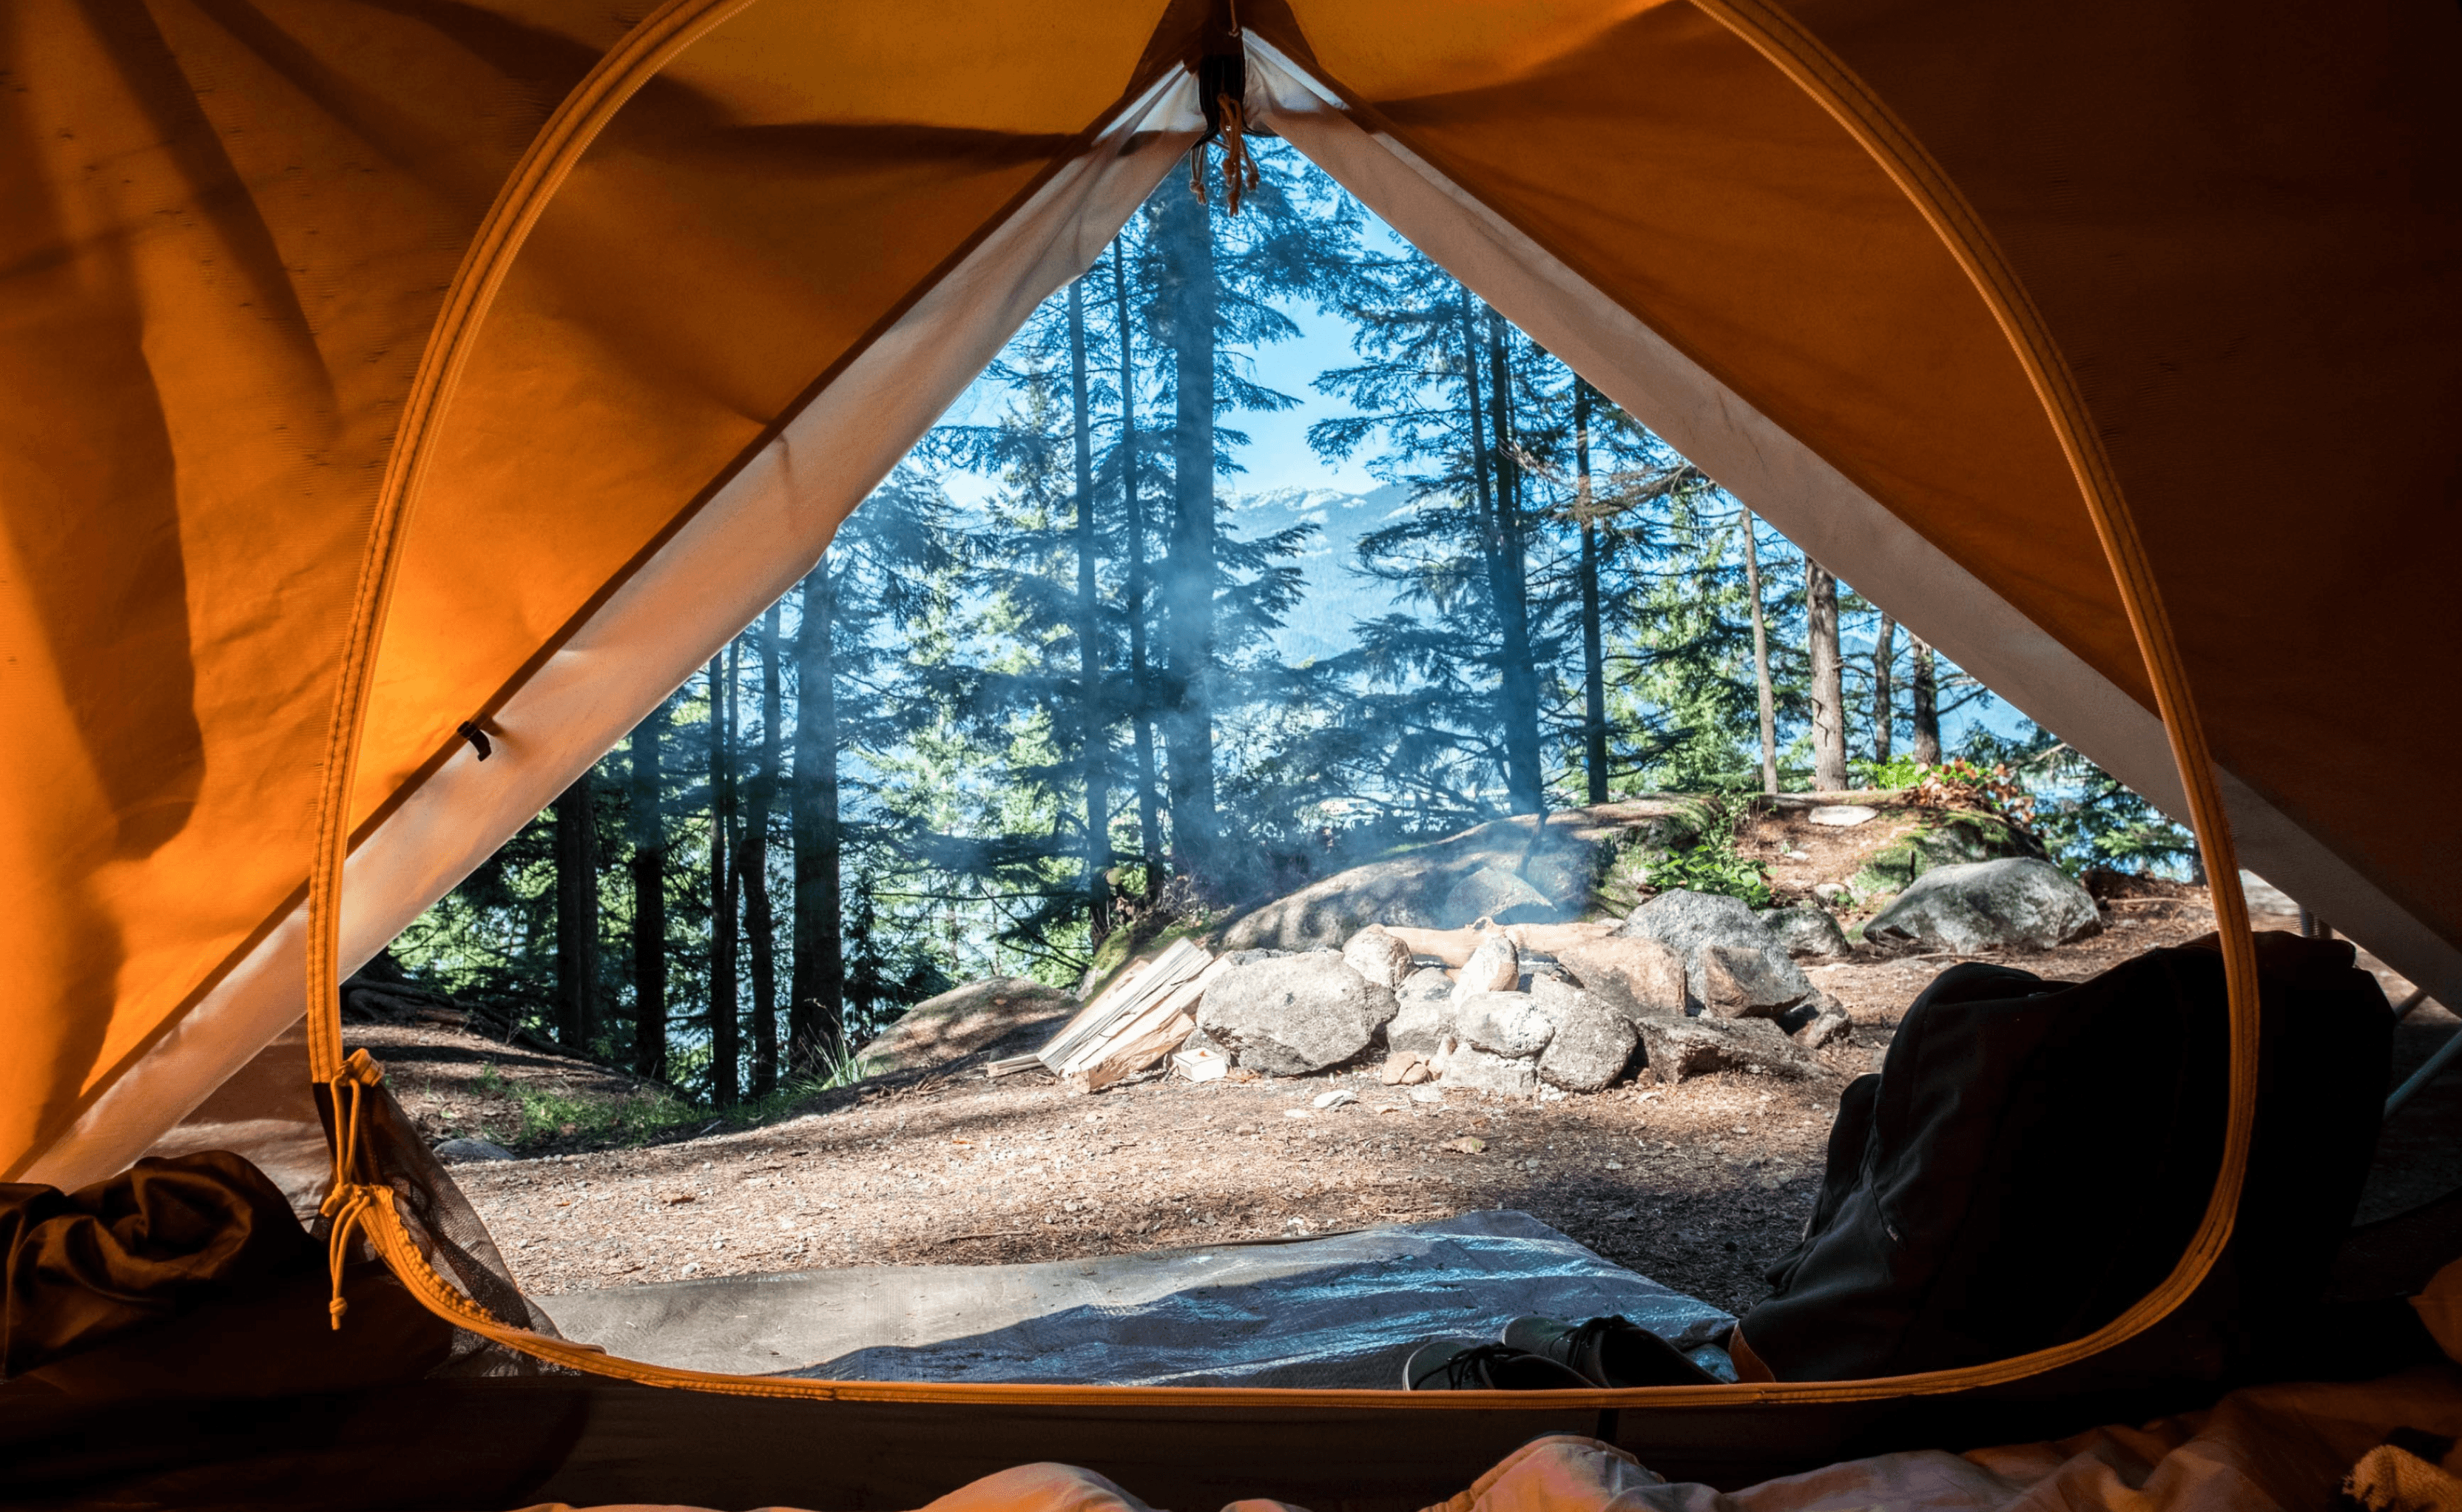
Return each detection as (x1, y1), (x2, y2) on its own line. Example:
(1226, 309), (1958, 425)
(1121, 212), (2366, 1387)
(1222, 481), (1414, 663)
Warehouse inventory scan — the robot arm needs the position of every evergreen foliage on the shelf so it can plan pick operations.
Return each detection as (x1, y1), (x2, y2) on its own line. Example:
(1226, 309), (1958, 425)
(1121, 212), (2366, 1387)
(388, 149), (2187, 1104)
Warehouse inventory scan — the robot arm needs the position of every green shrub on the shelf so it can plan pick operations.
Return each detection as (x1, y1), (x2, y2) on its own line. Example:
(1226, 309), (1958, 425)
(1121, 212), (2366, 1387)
(1642, 797), (1772, 908)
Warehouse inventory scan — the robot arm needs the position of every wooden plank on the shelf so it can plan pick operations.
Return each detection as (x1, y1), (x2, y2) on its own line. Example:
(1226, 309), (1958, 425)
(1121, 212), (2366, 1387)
(1036, 937), (1210, 1071)
(1056, 956), (1229, 1078)
(984, 1054), (1049, 1079)
(1070, 1010), (1196, 1094)
(1033, 956), (1155, 1064)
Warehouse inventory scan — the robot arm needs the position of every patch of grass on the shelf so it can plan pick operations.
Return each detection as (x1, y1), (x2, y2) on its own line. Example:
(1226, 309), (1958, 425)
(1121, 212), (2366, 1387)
(1642, 797), (1773, 908)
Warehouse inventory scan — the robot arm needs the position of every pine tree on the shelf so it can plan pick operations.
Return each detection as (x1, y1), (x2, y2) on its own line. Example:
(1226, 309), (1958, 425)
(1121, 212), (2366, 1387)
(706, 649), (738, 1104)
(1910, 634), (1943, 763)
(1806, 560), (1847, 790)
(552, 772), (597, 1050)
(741, 604), (783, 1098)
(629, 701), (669, 1081)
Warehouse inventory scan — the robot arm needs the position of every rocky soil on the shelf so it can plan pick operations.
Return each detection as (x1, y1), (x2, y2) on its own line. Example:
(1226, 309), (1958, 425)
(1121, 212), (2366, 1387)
(365, 798), (2453, 1327)
(383, 888), (2391, 1317)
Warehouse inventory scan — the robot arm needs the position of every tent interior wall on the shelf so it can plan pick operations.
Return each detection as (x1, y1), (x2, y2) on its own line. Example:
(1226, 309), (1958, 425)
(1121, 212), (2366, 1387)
(1, 0), (2457, 1497)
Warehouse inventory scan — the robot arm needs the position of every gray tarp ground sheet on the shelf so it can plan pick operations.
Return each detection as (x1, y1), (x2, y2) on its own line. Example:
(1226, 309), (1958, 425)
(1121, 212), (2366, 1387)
(536, 1210), (1735, 1388)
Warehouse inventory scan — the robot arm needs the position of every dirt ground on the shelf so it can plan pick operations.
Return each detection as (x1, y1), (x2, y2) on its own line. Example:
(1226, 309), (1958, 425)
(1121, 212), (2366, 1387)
(361, 880), (2457, 1323)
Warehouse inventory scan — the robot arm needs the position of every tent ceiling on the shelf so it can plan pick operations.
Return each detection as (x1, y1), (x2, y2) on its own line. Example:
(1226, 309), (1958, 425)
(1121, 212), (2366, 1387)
(4, 0), (2457, 1199)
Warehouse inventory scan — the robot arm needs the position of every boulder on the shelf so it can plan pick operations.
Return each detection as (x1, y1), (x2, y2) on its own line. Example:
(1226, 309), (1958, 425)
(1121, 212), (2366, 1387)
(1757, 904), (1852, 959)
(1443, 865), (1555, 926)
(1553, 937), (1688, 1023)
(434, 1138), (516, 1163)
(1385, 967), (1460, 1056)
(1528, 977), (1641, 1092)
(856, 976), (1079, 1075)
(1380, 1051), (1434, 1085)
(1849, 810), (2043, 894)
(1794, 1005), (1855, 1050)
(1861, 857), (2100, 954)
(1456, 934), (1522, 995)
(1434, 1039), (1540, 1097)
(1807, 804), (1879, 827)
(1340, 925), (1417, 989)
(1616, 889), (1816, 1015)
(1697, 943), (1818, 1019)
(1217, 810), (1620, 949)
(1634, 1014), (1821, 1084)
(1454, 990), (1555, 1059)
(1197, 951), (1397, 1076)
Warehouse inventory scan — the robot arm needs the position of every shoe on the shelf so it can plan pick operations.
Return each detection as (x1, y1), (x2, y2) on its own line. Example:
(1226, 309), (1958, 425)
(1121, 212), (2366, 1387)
(1499, 1314), (1721, 1388)
(1403, 1339), (1593, 1391)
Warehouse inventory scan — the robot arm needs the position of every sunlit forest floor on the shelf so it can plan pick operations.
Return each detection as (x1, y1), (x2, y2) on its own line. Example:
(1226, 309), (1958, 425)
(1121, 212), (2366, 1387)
(354, 880), (2462, 1321)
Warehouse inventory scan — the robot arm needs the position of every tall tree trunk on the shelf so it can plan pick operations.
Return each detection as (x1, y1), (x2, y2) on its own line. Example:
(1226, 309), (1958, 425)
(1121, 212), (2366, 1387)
(789, 568), (846, 1073)
(1806, 559), (1849, 791)
(1455, 294), (1508, 807)
(1483, 307), (1543, 815)
(741, 605), (783, 1098)
(706, 648), (739, 1106)
(553, 770), (598, 1051)
(1113, 249), (1164, 900)
(1741, 506), (1779, 795)
(1909, 634), (1942, 764)
(1872, 612), (1896, 763)
(1158, 173), (1217, 877)
(1068, 279), (1110, 939)
(629, 703), (667, 1081)
(1574, 380), (1608, 806)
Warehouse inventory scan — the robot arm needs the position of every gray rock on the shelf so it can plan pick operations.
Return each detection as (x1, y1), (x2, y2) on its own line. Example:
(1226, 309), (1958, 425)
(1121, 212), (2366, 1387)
(1617, 889), (1817, 1015)
(1216, 809), (1639, 949)
(1197, 951), (1397, 1076)
(1434, 1040), (1540, 1096)
(1528, 979), (1641, 1092)
(1634, 1014), (1821, 1084)
(434, 1138), (516, 1163)
(1226, 948), (1292, 967)
(1794, 1005), (1854, 1050)
(1757, 904), (1852, 959)
(1697, 943), (1818, 1019)
(1340, 925), (1417, 989)
(1383, 967), (1459, 1056)
(1454, 990), (1555, 1059)
(1808, 804), (1879, 827)
(1861, 857), (2100, 954)
(1455, 934), (1521, 996)
(1553, 937), (1689, 1024)
(1443, 865), (1555, 927)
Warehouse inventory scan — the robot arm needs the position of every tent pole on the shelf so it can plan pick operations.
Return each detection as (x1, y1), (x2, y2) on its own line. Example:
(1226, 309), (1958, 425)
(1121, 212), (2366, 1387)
(2387, 1021), (2461, 1120)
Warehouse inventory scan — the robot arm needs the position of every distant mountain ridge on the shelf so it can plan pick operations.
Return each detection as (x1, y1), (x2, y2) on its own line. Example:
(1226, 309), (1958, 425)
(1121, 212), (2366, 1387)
(1223, 481), (1414, 664)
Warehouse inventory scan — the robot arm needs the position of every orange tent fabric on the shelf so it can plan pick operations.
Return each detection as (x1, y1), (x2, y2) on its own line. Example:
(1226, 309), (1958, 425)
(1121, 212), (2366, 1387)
(0, 0), (2454, 1394)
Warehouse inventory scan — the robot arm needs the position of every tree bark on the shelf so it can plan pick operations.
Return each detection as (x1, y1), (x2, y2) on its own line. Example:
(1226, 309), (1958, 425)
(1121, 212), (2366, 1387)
(1573, 380), (1608, 806)
(1068, 278), (1110, 939)
(1741, 506), (1779, 795)
(1872, 612), (1896, 764)
(1806, 559), (1849, 791)
(553, 770), (598, 1051)
(789, 567), (846, 1073)
(741, 604), (783, 1098)
(706, 647), (739, 1106)
(1158, 174), (1217, 877)
(629, 703), (667, 1081)
(1483, 306), (1543, 815)
(1910, 634), (1943, 764)
(1113, 249), (1164, 900)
